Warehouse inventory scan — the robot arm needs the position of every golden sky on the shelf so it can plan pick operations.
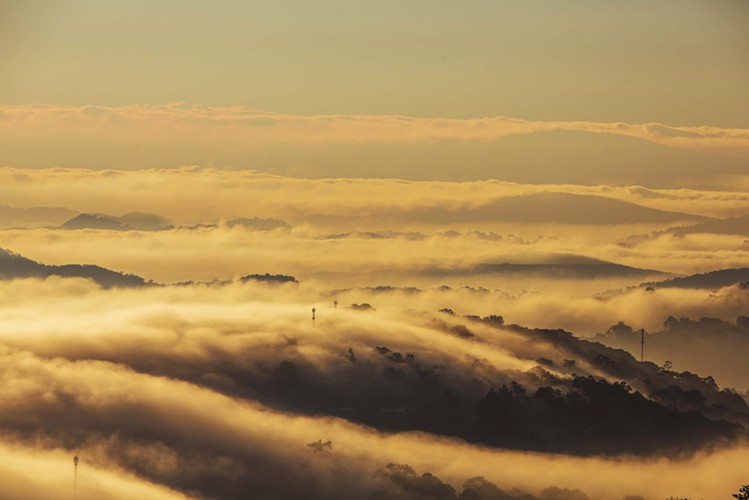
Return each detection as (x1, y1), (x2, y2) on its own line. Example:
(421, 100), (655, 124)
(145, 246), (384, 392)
(3, 1), (749, 185)
(2, 1), (749, 125)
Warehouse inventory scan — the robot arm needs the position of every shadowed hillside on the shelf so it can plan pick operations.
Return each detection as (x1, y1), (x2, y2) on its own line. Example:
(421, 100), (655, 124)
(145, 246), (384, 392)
(595, 316), (749, 391)
(105, 308), (746, 457)
(0, 248), (149, 288)
(309, 192), (709, 228)
(60, 212), (173, 231)
(426, 254), (667, 280)
(644, 268), (749, 290)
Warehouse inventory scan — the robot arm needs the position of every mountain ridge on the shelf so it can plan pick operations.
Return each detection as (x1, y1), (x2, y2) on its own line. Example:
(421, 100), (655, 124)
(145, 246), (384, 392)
(0, 248), (150, 288)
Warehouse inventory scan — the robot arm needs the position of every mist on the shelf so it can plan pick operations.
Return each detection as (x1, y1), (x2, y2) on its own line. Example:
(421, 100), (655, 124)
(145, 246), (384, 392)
(0, 277), (746, 499)
(5, 3), (749, 497)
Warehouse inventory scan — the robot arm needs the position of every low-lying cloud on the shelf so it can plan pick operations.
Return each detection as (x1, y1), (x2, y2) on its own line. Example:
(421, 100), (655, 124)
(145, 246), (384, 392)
(3, 167), (749, 226)
(0, 279), (746, 499)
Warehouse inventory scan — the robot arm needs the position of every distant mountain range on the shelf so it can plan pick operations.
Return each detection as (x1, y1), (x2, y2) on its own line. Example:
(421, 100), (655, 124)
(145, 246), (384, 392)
(59, 213), (292, 232)
(0, 248), (305, 289)
(0, 206), (179, 231)
(0, 248), (150, 288)
(617, 212), (749, 249)
(429, 254), (667, 280)
(60, 212), (173, 231)
(309, 192), (709, 227)
(0, 194), (714, 232)
(644, 268), (749, 290)
(666, 214), (749, 237)
(428, 193), (710, 225)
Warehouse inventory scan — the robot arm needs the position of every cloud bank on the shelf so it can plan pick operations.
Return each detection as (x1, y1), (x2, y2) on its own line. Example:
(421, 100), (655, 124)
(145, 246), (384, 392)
(2, 167), (749, 226)
(2, 103), (748, 155)
(0, 279), (746, 499)
(2, 104), (749, 186)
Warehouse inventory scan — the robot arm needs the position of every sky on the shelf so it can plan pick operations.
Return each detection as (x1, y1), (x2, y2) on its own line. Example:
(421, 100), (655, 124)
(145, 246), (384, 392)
(2, 0), (749, 126)
(2, 1), (749, 185)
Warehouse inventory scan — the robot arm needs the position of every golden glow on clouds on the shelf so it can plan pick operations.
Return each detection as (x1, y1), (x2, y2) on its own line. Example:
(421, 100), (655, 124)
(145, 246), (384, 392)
(5, 221), (749, 286)
(2, 103), (749, 155)
(0, 103), (749, 148)
(0, 280), (746, 499)
(2, 166), (749, 223)
(0, 440), (187, 500)
(3, 1), (748, 497)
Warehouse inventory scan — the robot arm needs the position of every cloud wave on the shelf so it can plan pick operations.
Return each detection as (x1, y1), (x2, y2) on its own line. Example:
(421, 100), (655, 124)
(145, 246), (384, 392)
(2, 103), (748, 156)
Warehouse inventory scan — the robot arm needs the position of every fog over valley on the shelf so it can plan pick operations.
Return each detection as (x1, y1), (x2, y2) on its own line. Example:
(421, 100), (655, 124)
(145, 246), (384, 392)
(2, 1), (749, 498)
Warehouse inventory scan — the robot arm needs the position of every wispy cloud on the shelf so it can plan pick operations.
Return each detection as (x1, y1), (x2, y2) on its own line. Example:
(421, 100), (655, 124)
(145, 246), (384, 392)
(2, 166), (749, 225)
(3, 103), (749, 188)
(2, 103), (748, 157)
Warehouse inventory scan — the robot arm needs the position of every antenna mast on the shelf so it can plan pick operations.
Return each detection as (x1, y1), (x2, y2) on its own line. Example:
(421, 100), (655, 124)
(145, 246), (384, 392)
(73, 455), (79, 500)
(640, 329), (645, 362)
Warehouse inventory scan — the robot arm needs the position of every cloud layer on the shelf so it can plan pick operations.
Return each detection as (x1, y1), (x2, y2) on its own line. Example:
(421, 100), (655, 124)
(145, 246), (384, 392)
(3, 103), (749, 154)
(0, 279), (747, 500)
(2, 166), (749, 225)
(2, 104), (749, 186)
(0, 160), (748, 498)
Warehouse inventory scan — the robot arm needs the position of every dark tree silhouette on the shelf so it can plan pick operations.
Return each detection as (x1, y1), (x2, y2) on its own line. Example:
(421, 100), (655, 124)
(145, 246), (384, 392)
(240, 273), (298, 284)
(306, 440), (332, 453)
(733, 485), (749, 500)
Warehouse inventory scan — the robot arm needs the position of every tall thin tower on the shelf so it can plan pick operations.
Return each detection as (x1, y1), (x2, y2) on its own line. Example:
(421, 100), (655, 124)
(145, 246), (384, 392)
(73, 455), (79, 500)
(640, 329), (645, 362)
